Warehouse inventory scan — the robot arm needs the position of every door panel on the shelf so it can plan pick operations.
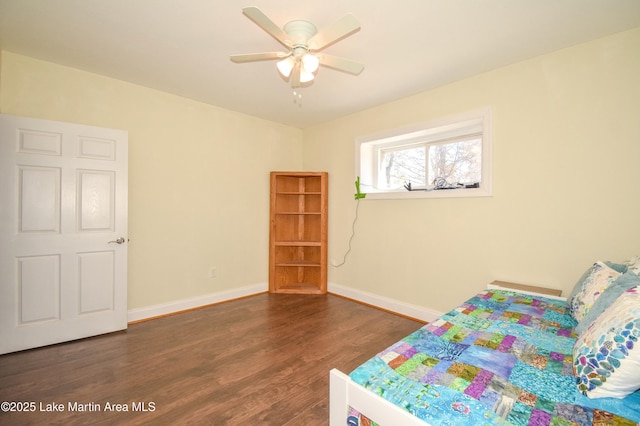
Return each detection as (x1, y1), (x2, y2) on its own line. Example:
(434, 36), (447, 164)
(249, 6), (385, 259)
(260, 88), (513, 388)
(78, 251), (115, 314)
(78, 170), (115, 231)
(78, 136), (116, 160)
(18, 255), (60, 323)
(19, 166), (61, 233)
(18, 128), (62, 155)
(0, 114), (128, 355)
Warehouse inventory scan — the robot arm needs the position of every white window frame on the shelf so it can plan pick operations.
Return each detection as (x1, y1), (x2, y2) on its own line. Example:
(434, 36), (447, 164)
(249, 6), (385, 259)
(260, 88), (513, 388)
(355, 108), (492, 200)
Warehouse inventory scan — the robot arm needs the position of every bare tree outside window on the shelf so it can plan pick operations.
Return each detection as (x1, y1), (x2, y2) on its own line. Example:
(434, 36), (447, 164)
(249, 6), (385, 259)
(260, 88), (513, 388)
(428, 138), (481, 184)
(381, 146), (425, 188)
(381, 138), (481, 189)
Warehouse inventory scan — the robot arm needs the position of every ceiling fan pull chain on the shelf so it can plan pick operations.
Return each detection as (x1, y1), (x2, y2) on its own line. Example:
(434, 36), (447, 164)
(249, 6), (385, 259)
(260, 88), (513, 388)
(293, 90), (302, 107)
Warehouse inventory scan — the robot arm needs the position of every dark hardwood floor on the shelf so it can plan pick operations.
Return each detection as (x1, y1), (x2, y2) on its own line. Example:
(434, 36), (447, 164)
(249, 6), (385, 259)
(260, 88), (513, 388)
(0, 293), (424, 425)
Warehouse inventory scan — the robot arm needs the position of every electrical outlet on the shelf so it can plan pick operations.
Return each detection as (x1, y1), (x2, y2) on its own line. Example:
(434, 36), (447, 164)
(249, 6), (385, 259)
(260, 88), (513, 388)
(208, 267), (217, 278)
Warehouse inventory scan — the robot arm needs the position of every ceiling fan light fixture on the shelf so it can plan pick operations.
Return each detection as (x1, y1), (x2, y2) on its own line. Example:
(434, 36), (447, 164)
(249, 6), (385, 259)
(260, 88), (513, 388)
(299, 67), (315, 83)
(276, 57), (295, 78)
(301, 53), (319, 73)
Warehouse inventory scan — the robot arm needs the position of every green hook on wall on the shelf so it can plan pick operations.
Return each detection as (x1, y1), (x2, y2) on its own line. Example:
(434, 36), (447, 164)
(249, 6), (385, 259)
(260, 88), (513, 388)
(354, 176), (366, 200)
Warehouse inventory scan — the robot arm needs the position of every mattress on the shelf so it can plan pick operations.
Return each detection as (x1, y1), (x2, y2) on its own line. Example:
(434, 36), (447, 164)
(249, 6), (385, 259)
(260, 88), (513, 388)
(349, 289), (640, 425)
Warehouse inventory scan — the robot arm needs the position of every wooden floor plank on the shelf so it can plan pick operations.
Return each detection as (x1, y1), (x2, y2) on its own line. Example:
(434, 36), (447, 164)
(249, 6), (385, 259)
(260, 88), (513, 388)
(0, 293), (424, 425)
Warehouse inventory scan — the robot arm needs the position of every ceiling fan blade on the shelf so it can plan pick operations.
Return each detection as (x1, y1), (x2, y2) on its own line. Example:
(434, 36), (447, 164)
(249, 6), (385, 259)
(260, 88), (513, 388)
(318, 53), (364, 75)
(242, 7), (291, 48)
(230, 52), (288, 63)
(308, 14), (361, 50)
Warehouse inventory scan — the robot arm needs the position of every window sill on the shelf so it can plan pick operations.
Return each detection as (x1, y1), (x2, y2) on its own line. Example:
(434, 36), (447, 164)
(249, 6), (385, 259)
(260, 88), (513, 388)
(361, 187), (492, 200)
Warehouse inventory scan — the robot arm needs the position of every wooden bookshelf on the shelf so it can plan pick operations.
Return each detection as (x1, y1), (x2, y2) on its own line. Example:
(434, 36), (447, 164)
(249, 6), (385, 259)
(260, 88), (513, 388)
(269, 172), (328, 294)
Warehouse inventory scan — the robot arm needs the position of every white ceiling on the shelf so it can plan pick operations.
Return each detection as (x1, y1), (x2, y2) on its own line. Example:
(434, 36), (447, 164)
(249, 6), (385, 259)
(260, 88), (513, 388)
(1, 0), (639, 128)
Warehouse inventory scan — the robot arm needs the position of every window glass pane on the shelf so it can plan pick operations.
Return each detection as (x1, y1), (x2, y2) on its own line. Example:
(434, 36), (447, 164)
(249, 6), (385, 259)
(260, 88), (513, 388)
(356, 108), (491, 199)
(380, 146), (425, 189)
(428, 138), (481, 185)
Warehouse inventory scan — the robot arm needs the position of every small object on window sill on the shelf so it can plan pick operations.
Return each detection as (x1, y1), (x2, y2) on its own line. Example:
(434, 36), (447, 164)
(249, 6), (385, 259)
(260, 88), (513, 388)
(433, 177), (464, 190)
(404, 180), (481, 192)
(403, 182), (430, 192)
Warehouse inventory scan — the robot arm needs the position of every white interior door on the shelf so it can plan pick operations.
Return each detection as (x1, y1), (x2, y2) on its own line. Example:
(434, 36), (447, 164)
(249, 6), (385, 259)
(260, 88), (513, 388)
(0, 114), (128, 355)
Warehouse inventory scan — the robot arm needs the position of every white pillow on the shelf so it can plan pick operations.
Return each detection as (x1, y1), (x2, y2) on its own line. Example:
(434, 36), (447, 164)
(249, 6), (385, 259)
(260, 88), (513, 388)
(573, 286), (640, 398)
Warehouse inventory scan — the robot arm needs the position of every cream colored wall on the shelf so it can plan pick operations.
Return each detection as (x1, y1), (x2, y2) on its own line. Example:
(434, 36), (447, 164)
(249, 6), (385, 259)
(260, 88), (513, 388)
(304, 28), (640, 313)
(0, 52), (303, 310)
(2, 28), (638, 316)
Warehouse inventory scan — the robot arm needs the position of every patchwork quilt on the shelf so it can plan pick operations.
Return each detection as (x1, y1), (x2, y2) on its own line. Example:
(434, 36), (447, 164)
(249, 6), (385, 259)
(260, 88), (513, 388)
(349, 289), (640, 425)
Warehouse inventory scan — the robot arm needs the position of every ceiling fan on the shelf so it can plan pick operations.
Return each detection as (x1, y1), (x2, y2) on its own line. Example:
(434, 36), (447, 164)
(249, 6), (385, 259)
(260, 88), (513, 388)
(230, 7), (364, 88)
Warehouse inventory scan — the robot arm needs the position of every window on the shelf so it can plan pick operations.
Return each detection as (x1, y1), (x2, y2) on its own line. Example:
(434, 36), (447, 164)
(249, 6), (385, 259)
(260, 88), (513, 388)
(356, 108), (492, 199)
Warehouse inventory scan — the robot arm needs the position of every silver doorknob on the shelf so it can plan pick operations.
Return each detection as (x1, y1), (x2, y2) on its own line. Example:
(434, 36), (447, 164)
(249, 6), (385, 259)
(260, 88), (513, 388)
(108, 237), (126, 244)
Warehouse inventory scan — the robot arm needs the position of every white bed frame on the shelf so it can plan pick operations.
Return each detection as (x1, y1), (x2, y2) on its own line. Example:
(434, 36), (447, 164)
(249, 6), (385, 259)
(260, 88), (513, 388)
(330, 368), (431, 425)
(329, 283), (566, 425)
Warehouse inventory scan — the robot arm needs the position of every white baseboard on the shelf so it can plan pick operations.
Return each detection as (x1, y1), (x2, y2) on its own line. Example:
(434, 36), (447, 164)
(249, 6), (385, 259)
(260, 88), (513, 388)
(328, 282), (442, 323)
(127, 282), (441, 324)
(127, 283), (268, 323)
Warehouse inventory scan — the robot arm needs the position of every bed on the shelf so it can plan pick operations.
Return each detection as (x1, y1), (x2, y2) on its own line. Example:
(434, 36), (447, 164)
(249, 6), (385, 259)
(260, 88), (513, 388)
(330, 260), (640, 425)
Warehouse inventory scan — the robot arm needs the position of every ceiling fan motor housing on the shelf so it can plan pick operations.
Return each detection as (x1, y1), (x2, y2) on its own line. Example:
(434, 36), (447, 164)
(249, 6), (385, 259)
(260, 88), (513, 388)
(283, 20), (318, 47)
(282, 20), (320, 78)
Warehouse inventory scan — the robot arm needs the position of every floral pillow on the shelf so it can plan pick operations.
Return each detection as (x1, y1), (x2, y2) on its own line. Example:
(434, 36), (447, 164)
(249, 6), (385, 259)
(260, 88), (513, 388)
(575, 272), (640, 335)
(573, 286), (640, 398)
(569, 261), (623, 323)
